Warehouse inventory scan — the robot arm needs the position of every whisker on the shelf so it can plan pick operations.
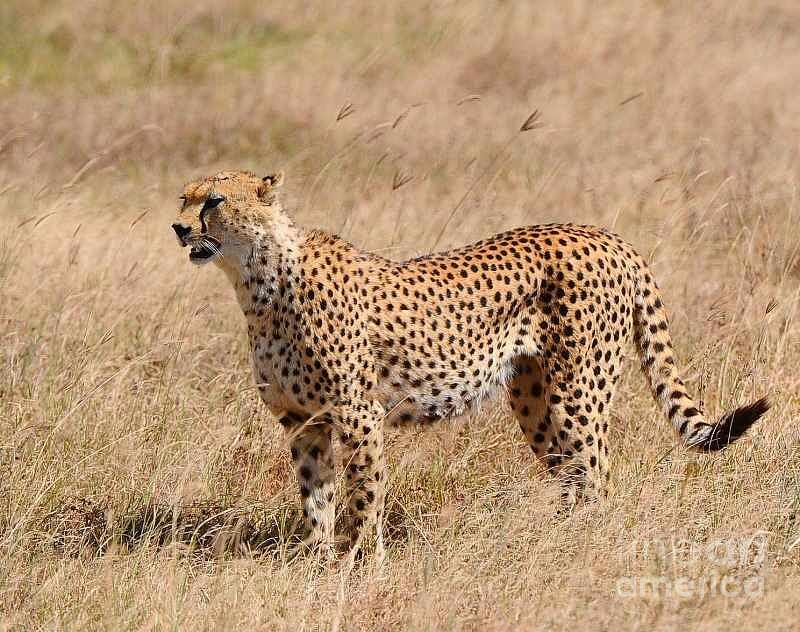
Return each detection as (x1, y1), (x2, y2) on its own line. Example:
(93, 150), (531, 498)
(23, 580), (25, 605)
(196, 237), (222, 259)
(202, 238), (223, 259)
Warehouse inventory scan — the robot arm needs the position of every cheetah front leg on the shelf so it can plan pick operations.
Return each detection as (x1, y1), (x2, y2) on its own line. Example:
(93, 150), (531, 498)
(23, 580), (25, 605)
(337, 399), (387, 569)
(280, 413), (336, 559)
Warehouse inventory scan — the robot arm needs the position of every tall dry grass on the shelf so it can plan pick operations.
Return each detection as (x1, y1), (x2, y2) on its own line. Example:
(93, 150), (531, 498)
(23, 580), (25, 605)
(1, 1), (799, 629)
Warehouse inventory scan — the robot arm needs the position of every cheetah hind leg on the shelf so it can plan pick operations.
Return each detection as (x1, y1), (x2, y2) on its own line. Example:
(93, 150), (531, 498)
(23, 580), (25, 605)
(509, 355), (563, 474)
(510, 356), (612, 511)
(548, 405), (611, 510)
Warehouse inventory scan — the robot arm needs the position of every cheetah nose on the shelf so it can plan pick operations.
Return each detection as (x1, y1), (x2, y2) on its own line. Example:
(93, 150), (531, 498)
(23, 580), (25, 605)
(172, 223), (191, 245)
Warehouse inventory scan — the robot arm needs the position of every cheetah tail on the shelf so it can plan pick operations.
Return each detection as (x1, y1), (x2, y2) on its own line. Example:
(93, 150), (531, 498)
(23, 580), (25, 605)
(632, 267), (769, 452)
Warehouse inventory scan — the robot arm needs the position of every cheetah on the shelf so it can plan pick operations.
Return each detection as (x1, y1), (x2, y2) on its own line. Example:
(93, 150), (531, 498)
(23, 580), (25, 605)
(171, 170), (769, 563)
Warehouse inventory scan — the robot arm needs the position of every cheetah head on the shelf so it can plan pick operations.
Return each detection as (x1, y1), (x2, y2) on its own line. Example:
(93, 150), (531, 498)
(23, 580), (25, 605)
(171, 170), (284, 266)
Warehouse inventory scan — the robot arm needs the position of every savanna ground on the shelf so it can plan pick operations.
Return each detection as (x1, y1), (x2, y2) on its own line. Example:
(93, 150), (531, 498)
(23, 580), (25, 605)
(1, 1), (799, 629)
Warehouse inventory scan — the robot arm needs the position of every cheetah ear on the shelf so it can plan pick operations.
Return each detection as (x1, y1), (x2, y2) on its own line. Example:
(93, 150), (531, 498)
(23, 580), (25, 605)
(256, 171), (284, 201)
(261, 171), (284, 189)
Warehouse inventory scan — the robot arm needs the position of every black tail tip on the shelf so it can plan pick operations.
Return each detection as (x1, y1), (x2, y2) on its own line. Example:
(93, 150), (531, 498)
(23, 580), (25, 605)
(701, 396), (770, 452)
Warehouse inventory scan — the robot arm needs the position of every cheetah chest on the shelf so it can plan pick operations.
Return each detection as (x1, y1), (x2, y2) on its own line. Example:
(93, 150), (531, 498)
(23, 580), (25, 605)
(249, 332), (330, 415)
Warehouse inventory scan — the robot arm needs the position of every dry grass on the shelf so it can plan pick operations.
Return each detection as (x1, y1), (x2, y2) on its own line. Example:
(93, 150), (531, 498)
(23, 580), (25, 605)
(1, 1), (800, 629)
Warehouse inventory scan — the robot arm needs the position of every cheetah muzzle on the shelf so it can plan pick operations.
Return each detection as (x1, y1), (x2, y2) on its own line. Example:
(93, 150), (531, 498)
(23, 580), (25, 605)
(171, 169), (770, 566)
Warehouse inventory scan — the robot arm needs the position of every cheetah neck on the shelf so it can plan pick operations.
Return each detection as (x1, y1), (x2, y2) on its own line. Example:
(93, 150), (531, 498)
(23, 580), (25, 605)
(218, 212), (305, 318)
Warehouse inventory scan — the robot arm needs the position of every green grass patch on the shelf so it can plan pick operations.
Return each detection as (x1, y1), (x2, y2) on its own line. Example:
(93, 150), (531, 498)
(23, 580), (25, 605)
(0, 8), (308, 91)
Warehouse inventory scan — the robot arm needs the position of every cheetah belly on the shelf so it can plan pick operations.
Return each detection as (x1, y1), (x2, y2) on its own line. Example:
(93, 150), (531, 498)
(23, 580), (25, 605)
(369, 289), (541, 426)
(372, 324), (527, 427)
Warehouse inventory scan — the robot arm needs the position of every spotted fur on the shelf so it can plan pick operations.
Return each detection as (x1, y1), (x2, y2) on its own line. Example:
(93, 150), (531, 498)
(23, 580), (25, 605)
(172, 170), (769, 561)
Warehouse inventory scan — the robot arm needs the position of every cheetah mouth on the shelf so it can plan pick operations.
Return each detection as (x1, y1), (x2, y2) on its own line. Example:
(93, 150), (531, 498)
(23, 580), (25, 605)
(188, 236), (222, 265)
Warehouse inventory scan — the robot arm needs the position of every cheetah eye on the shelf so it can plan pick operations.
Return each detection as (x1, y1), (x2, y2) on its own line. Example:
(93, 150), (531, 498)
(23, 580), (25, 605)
(201, 195), (225, 212)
